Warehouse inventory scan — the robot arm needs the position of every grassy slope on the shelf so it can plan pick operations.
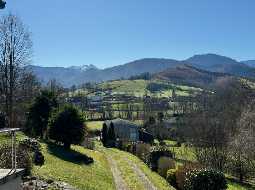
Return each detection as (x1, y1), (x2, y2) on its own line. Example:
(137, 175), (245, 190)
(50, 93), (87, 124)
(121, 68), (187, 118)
(0, 133), (114, 190)
(98, 79), (201, 97)
(99, 145), (175, 190)
(86, 121), (103, 132)
(33, 143), (115, 190)
(1, 132), (173, 190)
(99, 79), (148, 97)
(1, 132), (254, 189)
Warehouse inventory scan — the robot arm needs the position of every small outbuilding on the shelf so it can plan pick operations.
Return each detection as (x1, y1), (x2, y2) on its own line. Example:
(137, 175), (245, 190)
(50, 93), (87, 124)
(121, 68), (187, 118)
(104, 119), (140, 142)
(103, 119), (154, 143)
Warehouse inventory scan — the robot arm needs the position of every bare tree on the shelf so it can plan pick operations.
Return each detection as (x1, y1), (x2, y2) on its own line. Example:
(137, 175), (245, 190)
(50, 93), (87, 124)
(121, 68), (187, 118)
(0, 14), (32, 128)
(182, 78), (254, 171)
(227, 104), (255, 182)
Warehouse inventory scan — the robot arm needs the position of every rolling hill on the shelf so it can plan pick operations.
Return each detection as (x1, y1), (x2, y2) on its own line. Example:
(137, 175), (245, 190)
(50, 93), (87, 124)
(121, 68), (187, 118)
(186, 54), (255, 78)
(153, 64), (230, 88)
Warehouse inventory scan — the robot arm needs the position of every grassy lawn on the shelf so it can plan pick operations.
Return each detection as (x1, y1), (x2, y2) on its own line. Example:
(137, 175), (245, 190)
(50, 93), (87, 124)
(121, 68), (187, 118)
(86, 121), (103, 132)
(0, 132), (27, 145)
(33, 142), (115, 190)
(0, 133), (115, 190)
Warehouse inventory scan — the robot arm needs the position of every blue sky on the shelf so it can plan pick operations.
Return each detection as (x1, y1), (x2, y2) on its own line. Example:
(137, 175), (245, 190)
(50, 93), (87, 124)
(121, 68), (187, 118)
(1, 0), (255, 68)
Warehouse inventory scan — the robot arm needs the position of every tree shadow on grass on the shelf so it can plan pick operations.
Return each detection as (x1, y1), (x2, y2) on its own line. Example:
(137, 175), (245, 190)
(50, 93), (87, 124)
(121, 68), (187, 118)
(46, 142), (93, 165)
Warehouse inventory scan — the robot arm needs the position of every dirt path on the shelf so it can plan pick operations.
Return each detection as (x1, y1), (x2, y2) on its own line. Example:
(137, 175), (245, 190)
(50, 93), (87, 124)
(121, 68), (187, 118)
(98, 144), (158, 190)
(124, 158), (158, 190)
(106, 154), (130, 190)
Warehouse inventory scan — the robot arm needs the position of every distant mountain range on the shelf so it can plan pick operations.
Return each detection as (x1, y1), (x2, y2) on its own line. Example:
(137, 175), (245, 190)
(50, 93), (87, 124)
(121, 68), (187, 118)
(28, 54), (255, 87)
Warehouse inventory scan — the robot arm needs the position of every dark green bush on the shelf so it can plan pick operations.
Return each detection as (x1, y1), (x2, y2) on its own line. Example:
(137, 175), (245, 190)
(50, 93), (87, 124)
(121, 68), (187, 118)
(19, 138), (41, 152)
(184, 169), (227, 190)
(175, 163), (202, 190)
(48, 105), (86, 149)
(146, 145), (173, 171)
(166, 169), (177, 188)
(19, 138), (45, 166)
(34, 151), (45, 166)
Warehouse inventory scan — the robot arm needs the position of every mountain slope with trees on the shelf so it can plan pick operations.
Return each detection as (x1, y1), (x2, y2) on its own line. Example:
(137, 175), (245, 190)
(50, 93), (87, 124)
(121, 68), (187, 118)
(186, 54), (255, 78)
(153, 64), (230, 88)
(30, 54), (255, 87)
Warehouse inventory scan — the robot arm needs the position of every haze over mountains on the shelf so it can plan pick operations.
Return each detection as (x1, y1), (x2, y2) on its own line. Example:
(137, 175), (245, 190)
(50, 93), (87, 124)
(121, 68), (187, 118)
(241, 60), (255, 68)
(29, 53), (255, 87)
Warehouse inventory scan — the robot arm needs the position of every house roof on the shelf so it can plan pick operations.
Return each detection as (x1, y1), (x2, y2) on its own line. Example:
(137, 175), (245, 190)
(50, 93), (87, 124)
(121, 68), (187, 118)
(104, 119), (140, 129)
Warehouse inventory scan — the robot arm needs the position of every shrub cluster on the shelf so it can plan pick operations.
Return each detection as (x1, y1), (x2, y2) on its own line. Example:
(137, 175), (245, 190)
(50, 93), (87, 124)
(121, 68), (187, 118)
(19, 138), (45, 166)
(146, 145), (173, 171)
(135, 143), (151, 161)
(175, 163), (202, 190)
(165, 163), (227, 190)
(157, 157), (175, 178)
(19, 138), (41, 152)
(166, 169), (177, 188)
(184, 169), (227, 190)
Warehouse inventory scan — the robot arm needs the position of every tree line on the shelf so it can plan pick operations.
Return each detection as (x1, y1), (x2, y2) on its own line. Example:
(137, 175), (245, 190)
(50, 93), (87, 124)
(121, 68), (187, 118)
(180, 77), (255, 183)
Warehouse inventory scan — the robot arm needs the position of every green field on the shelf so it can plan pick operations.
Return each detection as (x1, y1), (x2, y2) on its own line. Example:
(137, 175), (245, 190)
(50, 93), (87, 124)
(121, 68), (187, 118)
(86, 121), (103, 131)
(96, 79), (201, 97)
(98, 79), (148, 97)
